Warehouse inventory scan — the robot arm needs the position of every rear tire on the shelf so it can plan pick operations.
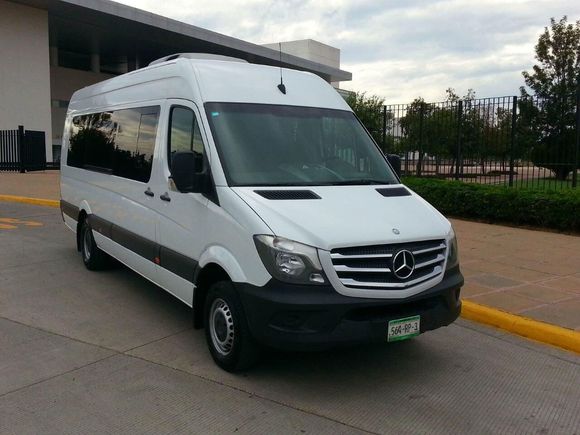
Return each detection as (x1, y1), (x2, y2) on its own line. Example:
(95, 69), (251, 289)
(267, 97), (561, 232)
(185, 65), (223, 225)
(80, 219), (109, 270)
(204, 281), (260, 372)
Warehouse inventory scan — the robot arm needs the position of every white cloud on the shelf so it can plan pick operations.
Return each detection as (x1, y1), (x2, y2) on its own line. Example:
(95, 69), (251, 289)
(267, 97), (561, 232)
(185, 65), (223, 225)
(115, 0), (580, 103)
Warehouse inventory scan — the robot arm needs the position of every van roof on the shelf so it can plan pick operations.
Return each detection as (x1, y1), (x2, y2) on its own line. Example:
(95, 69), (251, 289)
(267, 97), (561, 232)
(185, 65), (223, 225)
(68, 58), (350, 112)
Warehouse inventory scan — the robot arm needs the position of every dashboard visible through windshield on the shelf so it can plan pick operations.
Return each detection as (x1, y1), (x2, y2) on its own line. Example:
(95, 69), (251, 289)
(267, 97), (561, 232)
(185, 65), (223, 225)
(204, 103), (398, 187)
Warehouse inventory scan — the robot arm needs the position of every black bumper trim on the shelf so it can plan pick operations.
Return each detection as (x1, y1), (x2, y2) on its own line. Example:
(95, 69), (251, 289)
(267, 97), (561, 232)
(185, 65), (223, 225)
(235, 267), (463, 351)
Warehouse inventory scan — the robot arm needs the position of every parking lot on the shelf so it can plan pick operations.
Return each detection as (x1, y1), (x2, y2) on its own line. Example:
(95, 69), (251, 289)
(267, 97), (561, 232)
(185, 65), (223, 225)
(1, 201), (579, 434)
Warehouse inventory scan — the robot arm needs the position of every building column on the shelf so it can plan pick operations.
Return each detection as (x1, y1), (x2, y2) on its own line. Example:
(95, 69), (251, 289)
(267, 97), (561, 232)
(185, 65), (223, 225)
(90, 35), (100, 73)
(128, 52), (142, 72)
(119, 54), (128, 73)
(49, 45), (58, 67)
(90, 53), (100, 73)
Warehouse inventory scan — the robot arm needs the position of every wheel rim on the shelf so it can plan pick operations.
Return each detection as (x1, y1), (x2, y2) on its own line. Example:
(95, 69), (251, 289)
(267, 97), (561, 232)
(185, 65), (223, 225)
(209, 298), (235, 356)
(82, 226), (92, 262)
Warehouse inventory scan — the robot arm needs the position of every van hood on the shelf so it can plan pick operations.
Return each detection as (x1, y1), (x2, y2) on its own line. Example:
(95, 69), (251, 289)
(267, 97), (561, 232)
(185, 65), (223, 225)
(231, 185), (451, 251)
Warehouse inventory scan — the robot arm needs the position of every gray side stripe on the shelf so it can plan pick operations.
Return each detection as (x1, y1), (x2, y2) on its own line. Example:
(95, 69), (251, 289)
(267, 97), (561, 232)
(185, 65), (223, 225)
(61, 200), (197, 283)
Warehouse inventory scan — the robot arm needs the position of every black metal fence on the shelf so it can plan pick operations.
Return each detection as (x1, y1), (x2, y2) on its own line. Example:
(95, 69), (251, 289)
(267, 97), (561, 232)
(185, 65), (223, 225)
(0, 126), (46, 172)
(377, 93), (580, 189)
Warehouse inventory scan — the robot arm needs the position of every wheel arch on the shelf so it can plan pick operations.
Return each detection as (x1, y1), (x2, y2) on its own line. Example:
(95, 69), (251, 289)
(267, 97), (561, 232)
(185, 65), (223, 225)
(193, 262), (231, 329)
(75, 201), (92, 252)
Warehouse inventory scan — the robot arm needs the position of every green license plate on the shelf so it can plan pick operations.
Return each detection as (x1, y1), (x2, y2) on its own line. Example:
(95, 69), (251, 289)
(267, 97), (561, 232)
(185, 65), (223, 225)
(388, 315), (421, 342)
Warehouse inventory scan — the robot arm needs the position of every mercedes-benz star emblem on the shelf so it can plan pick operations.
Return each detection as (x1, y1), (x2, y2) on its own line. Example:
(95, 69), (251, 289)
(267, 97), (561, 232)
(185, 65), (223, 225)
(392, 250), (415, 280)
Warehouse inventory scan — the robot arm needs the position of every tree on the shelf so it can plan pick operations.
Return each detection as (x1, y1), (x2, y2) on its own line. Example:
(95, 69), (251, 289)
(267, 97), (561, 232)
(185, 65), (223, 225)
(398, 88), (477, 176)
(521, 16), (580, 180)
(345, 92), (387, 149)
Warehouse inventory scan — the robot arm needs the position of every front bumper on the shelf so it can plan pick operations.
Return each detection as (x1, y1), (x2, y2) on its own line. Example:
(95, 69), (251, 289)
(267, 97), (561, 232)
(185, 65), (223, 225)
(235, 266), (463, 351)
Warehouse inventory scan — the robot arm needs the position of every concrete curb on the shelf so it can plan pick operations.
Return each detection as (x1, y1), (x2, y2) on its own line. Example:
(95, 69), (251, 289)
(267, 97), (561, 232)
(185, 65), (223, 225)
(1, 194), (578, 355)
(462, 300), (580, 354)
(0, 194), (59, 208)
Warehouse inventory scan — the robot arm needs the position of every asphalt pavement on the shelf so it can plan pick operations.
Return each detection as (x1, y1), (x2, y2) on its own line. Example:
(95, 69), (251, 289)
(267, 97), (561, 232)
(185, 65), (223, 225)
(0, 201), (579, 434)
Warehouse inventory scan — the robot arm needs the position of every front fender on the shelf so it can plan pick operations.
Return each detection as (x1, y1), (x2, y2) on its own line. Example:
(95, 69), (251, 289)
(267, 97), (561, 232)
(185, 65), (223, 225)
(197, 245), (248, 284)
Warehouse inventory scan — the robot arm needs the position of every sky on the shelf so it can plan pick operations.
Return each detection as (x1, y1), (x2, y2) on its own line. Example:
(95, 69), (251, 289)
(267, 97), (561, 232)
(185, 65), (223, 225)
(115, 0), (580, 104)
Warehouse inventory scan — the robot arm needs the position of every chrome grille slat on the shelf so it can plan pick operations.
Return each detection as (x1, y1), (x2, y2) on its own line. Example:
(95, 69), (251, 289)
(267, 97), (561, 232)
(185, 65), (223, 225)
(334, 265), (391, 273)
(339, 267), (442, 289)
(412, 243), (446, 255)
(415, 254), (445, 269)
(330, 239), (446, 291)
(330, 253), (393, 259)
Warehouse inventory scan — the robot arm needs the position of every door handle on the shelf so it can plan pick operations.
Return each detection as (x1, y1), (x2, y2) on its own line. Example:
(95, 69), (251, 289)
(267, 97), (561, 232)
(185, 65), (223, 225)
(160, 192), (171, 202)
(144, 188), (154, 197)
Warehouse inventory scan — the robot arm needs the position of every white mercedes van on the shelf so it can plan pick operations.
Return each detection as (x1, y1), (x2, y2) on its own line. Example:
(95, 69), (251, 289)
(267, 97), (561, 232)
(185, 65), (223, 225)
(60, 54), (463, 371)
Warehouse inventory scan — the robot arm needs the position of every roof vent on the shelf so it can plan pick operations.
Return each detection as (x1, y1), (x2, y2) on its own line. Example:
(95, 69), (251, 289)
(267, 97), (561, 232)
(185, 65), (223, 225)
(149, 53), (249, 66)
(254, 190), (321, 200)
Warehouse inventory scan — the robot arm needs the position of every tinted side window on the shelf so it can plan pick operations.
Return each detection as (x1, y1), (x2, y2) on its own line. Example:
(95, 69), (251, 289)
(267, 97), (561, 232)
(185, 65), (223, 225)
(68, 115), (87, 169)
(111, 109), (140, 179)
(68, 106), (160, 182)
(168, 106), (205, 173)
(111, 107), (160, 182)
(135, 113), (159, 182)
(68, 112), (114, 173)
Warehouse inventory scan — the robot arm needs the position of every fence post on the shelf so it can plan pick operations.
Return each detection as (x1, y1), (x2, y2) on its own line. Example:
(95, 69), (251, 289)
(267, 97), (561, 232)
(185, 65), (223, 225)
(509, 96), (517, 187)
(416, 102), (425, 177)
(455, 100), (463, 180)
(573, 76), (579, 188)
(18, 125), (25, 173)
(382, 105), (387, 153)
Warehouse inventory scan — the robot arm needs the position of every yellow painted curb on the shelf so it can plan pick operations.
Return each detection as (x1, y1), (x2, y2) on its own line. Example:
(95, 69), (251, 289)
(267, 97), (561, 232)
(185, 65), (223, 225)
(0, 194), (59, 208)
(462, 300), (580, 354)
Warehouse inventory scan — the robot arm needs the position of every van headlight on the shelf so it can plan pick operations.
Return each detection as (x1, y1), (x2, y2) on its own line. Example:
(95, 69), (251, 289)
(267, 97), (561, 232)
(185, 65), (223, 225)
(254, 235), (326, 284)
(446, 228), (459, 270)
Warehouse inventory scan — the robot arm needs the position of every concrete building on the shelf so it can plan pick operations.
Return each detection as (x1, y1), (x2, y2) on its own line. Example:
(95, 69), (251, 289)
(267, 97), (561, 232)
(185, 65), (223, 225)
(0, 0), (351, 163)
(262, 39), (341, 88)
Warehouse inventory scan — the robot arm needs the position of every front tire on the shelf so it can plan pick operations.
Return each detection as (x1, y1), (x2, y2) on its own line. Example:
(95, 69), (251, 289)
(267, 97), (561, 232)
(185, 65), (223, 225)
(204, 281), (260, 372)
(80, 219), (109, 270)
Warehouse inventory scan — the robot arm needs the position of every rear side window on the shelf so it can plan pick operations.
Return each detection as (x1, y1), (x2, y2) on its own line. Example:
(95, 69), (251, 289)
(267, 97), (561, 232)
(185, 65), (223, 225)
(67, 106), (160, 183)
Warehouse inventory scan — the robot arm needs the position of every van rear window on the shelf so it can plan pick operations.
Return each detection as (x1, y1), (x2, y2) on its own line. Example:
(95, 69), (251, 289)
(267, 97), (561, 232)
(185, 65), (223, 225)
(67, 106), (160, 183)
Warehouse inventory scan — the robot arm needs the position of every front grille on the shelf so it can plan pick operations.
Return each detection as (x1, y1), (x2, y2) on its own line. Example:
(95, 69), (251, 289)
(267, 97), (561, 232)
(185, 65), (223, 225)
(330, 239), (446, 290)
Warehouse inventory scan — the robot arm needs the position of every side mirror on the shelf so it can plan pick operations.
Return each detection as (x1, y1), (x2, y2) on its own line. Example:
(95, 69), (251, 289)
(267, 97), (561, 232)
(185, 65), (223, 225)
(170, 151), (208, 193)
(387, 154), (402, 178)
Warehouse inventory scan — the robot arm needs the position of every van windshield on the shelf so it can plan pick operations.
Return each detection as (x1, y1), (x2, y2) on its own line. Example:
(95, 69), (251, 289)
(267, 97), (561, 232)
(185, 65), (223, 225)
(204, 103), (398, 187)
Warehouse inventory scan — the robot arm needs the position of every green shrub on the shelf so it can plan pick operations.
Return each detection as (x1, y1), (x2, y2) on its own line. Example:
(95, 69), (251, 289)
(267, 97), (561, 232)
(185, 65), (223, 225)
(403, 177), (580, 232)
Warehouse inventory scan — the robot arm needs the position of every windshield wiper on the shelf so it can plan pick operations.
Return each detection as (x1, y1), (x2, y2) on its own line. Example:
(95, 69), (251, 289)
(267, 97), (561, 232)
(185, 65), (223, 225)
(330, 179), (392, 185)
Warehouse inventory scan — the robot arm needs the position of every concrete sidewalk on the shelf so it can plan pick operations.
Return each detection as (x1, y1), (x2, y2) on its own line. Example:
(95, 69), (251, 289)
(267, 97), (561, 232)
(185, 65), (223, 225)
(0, 171), (60, 200)
(454, 219), (580, 331)
(1, 171), (579, 332)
